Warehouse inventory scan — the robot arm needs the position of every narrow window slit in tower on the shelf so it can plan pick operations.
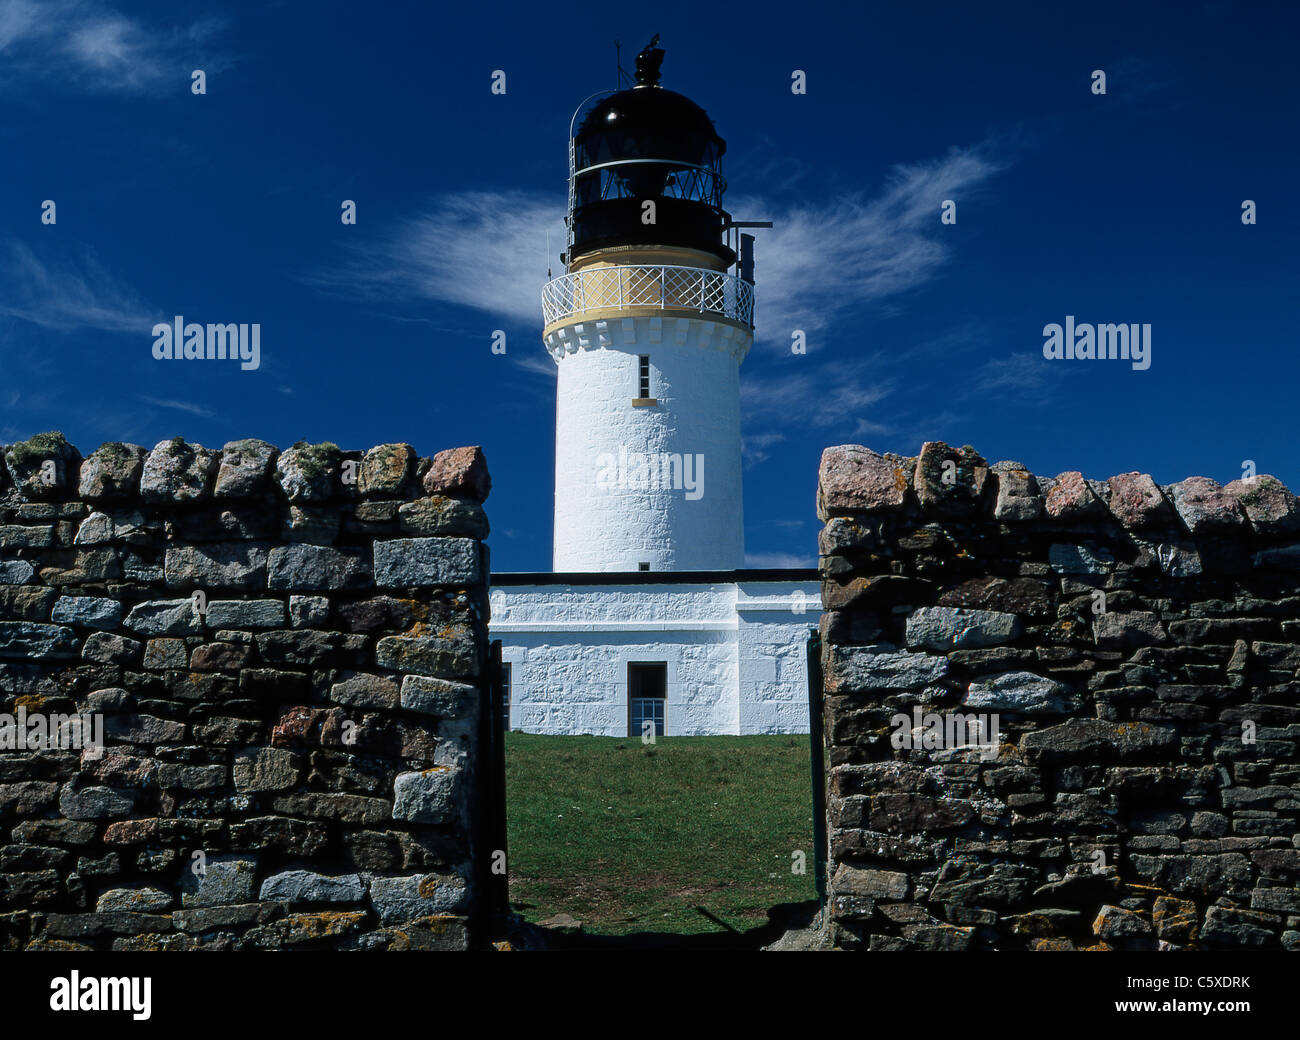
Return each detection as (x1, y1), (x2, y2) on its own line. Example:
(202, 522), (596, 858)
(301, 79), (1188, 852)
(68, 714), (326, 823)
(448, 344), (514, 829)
(633, 355), (656, 406)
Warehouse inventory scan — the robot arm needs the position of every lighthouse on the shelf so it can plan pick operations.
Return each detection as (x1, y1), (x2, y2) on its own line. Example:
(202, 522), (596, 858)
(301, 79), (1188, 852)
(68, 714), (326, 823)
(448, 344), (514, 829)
(491, 40), (820, 737)
(542, 39), (751, 572)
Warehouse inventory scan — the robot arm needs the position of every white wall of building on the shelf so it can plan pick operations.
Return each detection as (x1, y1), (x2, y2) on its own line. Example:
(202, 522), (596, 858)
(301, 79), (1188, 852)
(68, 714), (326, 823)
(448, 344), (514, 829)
(490, 578), (819, 736)
(549, 315), (748, 572)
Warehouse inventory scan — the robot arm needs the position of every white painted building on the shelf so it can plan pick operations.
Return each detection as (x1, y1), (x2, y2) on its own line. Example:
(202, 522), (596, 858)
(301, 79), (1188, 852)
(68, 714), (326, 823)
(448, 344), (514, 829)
(490, 41), (819, 735)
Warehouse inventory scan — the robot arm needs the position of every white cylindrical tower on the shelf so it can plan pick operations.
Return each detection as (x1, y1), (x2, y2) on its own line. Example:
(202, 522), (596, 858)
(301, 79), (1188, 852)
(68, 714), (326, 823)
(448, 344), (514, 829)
(543, 41), (753, 572)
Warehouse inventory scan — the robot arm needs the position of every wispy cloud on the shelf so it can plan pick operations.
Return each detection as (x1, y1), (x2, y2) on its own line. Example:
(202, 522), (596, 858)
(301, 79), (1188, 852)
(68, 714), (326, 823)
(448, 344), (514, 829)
(732, 143), (1007, 344)
(0, 239), (156, 333)
(741, 357), (895, 465)
(0, 0), (226, 93)
(307, 191), (565, 326)
(135, 394), (214, 417)
(966, 352), (1076, 399)
(308, 141), (1008, 341)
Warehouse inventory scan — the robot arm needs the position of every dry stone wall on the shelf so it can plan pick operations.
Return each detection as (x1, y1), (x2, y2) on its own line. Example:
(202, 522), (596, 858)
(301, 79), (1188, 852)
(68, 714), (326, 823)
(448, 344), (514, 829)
(817, 441), (1300, 951)
(0, 432), (492, 951)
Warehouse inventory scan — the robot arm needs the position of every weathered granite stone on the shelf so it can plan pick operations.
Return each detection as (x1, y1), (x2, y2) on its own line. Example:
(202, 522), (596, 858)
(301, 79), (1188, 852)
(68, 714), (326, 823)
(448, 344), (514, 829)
(329, 672), (400, 711)
(0, 584), (56, 620)
(58, 784), (136, 820)
(373, 537), (480, 587)
(259, 870), (365, 904)
(905, 606), (1022, 651)
(179, 855), (258, 908)
(171, 902), (282, 933)
(50, 596), (123, 630)
(375, 630), (479, 678)
(1048, 543), (1114, 574)
(123, 599), (203, 637)
(267, 544), (372, 591)
(139, 438), (219, 503)
(157, 763), (226, 790)
(78, 443), (147, 500)
(397, 497), (490, 539)
(422, 446), (490, 503)
(1200, 905), (1277, 947)
(190, 641), (253, 671)
(1225, 474), (1300, 535)
(1093, 904), (1151, 938)
(1021, 718), (1178, 763)
(281, 505), (339, 545)
(1152, 895), (1199, 942)
(1045, 471), (1105, 519)
(0, 524), (53, 548)
(0, 558), (36, 584)
(992, 468), (1042, 521)
(232, 748), (299, 793)
(4, 432), (82, 500)
(1106, 472), (1170, 528)
(164, 542), (269, 590)
(393, 768), (461, 824)
(288, 595), (329, 627)
(913, 441), (989, 517)
(832, 864), (909, 899)
(228, 817), (327, 856)
(817, 445), (910, 518)
(142, 637), (188, 670)
(204, 599), (286, 629)
(1168, 476), (1246, 534)
(368, 872), (469, 923)
(1093, 610), (1169, 649)
(0, 782), (59, 814)
(963, 672), (1079, 714)
(43, 913), (172, 937)
(81, 632), (142, 664)
(73, 511), (115, 545)
(400, 675), (478, 720)
(214, 439), (278, 499)
(825, 646), (949, 692)
(267, 792), (389, 824)
(822, 573), (933, 611)
(104, 714), (187, 745)
(275, 442), (341, 503)
(0, 622), (79, 658)
(358, 443), (414, 497)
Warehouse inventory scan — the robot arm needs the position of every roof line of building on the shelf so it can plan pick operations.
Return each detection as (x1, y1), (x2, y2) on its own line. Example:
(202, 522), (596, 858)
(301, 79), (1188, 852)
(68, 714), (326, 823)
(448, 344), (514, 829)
(490, 568), (820, 586)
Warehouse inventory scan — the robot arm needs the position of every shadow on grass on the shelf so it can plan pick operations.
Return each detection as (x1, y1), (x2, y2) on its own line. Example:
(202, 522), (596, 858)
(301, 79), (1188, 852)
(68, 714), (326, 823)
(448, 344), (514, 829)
(510, 899), (822, 951)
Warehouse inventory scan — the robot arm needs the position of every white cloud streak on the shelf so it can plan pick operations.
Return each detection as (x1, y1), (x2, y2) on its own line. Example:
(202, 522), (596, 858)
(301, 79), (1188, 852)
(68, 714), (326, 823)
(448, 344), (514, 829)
(0, 239), (156, 333)
(313, 143), (1005, 346)
(0, 0), (225, 92)
(308, 191), (565, 326)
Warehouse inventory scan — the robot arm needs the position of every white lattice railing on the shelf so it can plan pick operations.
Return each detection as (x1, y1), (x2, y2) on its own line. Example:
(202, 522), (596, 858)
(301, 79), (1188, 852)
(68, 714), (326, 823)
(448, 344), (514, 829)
(542, 265), (754, 328)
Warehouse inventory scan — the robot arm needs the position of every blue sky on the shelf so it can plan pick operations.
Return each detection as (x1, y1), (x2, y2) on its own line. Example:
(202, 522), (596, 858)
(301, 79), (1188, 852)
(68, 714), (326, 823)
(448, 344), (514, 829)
(1, 0), (1296, 571)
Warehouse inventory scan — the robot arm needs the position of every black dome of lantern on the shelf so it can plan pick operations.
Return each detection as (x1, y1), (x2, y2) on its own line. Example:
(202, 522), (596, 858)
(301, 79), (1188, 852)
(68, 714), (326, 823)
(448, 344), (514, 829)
(568, 40), (733, 264)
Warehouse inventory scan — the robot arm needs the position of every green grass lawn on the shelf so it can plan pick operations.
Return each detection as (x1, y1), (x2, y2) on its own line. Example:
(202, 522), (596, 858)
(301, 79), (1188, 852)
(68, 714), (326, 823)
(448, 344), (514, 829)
(504, 732), (818, 936)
